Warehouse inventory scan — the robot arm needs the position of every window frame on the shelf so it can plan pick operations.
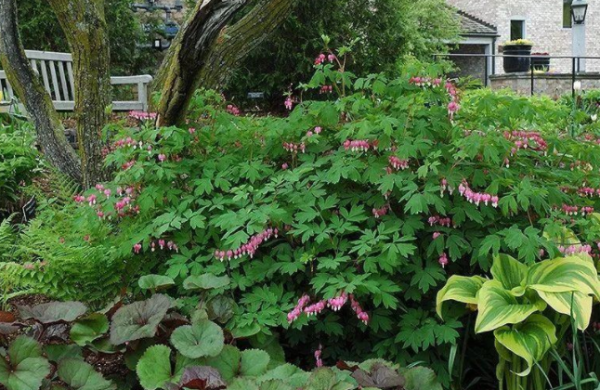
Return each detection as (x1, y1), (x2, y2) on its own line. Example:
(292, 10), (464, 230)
(510, 18), (527, 41)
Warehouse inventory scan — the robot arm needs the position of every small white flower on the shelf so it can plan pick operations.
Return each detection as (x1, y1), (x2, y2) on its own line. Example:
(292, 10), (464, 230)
(574, 81), (582, 91)
(592, 114), (597, 122)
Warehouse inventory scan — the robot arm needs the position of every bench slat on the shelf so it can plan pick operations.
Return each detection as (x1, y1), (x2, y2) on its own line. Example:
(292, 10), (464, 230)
(58, 62), (70, 101)
(1, 51), (153, 112)
(40, 61), (51, 94)
(49, 61), (62, 101)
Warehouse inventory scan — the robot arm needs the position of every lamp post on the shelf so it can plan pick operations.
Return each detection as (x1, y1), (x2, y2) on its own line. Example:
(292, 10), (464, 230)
(571, 0), (589, 72)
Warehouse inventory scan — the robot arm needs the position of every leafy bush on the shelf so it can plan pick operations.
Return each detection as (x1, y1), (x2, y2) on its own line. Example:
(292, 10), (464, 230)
(6, 54), (600, 386)
(0, 274), (441, 390)
(0, 120), (39, 219)
(226, 0), (460, 108)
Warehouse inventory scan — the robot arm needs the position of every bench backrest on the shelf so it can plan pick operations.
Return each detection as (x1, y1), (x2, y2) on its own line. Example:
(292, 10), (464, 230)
(0, 50), (153, 112)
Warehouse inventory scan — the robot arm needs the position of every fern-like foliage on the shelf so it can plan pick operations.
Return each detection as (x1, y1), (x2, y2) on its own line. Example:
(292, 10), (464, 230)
(0, 175), (132, 307)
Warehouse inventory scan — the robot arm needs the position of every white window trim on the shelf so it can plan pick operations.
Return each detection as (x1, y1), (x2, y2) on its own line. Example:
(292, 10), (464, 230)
(510, 17), (527, 40)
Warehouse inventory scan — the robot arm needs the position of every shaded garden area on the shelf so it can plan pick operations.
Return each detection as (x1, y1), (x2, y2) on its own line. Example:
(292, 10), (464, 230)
(2, 1), (600, 390)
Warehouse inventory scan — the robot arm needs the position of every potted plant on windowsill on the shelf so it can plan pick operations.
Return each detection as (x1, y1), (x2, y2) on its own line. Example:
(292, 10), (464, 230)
(503, 39), (534, 73)
(531, 52), (551, 72)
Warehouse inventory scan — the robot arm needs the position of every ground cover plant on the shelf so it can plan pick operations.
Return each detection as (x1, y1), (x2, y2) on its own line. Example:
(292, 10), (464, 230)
(0, 274), (441, 390)
(4, 44), (600, 388)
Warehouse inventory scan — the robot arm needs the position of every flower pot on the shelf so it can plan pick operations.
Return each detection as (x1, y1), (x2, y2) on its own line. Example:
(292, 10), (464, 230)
(503, 45), (533, 73)
(532, 55), (551, 72)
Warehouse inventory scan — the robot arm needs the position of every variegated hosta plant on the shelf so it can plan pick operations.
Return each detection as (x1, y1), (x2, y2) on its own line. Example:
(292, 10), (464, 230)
(437, 254), (600, 390)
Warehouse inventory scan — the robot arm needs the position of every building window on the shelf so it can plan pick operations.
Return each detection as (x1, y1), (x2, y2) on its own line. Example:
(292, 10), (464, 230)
(563, 0), (573, 28)
(511, 20), (525, 41)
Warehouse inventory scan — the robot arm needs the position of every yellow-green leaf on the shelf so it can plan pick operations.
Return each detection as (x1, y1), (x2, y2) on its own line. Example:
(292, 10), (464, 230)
(491, 254), (527, 290)
(535, 290), (592, 330)
(436, 276), (486, 319)
(493, 314), (557, 376)
(475, 281), (540, 333)
(526, 256), (600, 299)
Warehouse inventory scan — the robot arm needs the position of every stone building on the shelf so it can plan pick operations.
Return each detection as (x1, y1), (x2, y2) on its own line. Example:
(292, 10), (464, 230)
(448, 0), (600, 75)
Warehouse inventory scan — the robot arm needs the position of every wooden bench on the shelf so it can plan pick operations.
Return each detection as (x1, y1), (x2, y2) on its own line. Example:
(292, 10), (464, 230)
(0, 50), (153, 113)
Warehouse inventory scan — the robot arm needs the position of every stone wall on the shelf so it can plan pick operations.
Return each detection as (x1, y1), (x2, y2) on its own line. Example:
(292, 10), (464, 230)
(447, 0), (600, 73)
(489, 72), (600, 98)
(449, 44), (487, 83)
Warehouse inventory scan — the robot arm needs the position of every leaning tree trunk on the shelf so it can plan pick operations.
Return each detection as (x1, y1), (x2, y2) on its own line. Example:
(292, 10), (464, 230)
(155, 0), (297, 127)
(0, 0), (82, 183)
(48, 0), (112, 188)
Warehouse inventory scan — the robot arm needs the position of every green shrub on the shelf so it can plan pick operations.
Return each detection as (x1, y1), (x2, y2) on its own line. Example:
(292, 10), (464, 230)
(0, 120), (39, 219)
(6, 57), (600, 385)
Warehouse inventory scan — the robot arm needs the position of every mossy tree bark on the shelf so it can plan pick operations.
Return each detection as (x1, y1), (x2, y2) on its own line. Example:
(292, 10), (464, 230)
(48, 0), (112, 188)
(0, 0), (82, 183)
(0, 0), (111, 188)
(154, 0), (297, 127)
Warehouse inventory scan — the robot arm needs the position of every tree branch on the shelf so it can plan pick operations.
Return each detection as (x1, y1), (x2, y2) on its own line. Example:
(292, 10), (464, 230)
(155, 0), (297, 126)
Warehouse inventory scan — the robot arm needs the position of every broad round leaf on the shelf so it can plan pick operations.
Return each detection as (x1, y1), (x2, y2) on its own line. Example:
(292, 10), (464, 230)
(19, 302), (87, 324)
(493, 314), (557, 377)
(203, 345), (241, 382)
(138, 275), (175, 291)
(171, 321), (224, 359)
(207, 296), (235, 324)
(258, 364), (309, 389)
(110, 294), (171, 345)
(178, 366), (226, 389)
(44, 344), (83, 363)
(240, 349), (270, 377)
(436, 275), (486, 319)
(305, 368), (354, 390)
(400, 366), (443, 390)
(57, 358), (116, 390)
(475, 280), (541, 333)
(136, 345), (173, 390)
(183, 274), (230, 291)
(70, 313), (109, 346)
(0, 336), (51, 390)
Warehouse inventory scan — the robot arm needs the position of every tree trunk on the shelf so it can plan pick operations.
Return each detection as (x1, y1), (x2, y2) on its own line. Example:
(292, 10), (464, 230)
(48, 0), (112, 188)
(0, 0), (82, 183)
(155, 0), (297, 127)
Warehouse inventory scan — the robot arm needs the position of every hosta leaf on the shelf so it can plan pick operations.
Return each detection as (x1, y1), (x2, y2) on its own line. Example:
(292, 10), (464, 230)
(183, 274), (230, 291)
(110, 294), (171, 345)
(526, 256), (600, 299)
(535, 290), (593, 330)
(19, 302), (87, 324)
(240, 349), (270, 377)
(57, 358), (116, 390)
(138, 275), (176, 290)
(70, 314), (109, 346)
(491, 254), (527, 290)
(475, 281), (540, 333)
(436, 275), (486, 319)
(0, 336), (50, 390)
(136, 345), (173, 390)
(493, 314), (557, 376)
(170, 321), (224, 359)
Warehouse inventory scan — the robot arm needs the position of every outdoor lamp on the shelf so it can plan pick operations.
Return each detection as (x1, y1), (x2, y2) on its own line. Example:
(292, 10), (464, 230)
(153, 39), (162, 50)
(571, 0), (589, 25)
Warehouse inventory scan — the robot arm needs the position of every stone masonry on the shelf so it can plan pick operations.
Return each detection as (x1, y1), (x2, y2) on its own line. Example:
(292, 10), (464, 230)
(448, 0), (600, 73)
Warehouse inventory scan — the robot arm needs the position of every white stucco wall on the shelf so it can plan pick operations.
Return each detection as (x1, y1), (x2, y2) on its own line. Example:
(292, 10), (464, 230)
(448, 0), (600, 73)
